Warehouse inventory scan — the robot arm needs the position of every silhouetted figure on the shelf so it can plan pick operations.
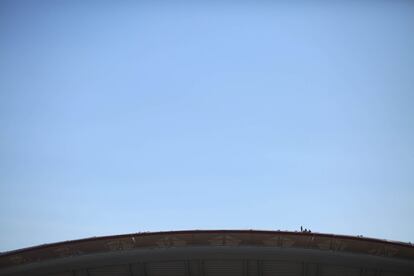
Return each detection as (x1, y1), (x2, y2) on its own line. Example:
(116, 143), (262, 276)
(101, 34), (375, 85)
(301, 226), (303, 232)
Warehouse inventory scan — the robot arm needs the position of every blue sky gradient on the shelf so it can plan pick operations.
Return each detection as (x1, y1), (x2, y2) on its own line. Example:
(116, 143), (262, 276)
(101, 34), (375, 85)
(1, 1), (414, 251)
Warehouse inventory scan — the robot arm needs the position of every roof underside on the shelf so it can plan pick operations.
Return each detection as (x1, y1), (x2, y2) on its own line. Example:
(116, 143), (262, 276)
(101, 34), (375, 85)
(0, 230), (413, 276)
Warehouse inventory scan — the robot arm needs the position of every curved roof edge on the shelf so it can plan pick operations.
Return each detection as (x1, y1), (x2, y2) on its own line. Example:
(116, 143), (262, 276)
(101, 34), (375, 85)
(1, 230), (413, 268)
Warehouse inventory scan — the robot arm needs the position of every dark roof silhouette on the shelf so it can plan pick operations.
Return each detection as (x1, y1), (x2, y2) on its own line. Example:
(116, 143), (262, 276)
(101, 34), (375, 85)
(1, 230), (413, 276)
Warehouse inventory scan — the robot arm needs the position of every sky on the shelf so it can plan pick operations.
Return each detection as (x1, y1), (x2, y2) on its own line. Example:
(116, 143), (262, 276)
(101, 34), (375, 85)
(0, 1), (414, 252)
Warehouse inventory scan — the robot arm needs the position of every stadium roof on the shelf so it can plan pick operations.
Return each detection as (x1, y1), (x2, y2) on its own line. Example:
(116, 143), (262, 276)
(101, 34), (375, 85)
(1, 230), (413, 276)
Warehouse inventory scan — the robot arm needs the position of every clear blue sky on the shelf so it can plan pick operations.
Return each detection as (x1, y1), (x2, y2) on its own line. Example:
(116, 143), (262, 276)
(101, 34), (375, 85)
(1, 1), (413, 252)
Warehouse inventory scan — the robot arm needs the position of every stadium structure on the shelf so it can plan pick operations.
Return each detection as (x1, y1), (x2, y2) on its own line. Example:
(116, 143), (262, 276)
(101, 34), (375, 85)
(0, 230), (413, 276)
